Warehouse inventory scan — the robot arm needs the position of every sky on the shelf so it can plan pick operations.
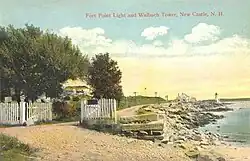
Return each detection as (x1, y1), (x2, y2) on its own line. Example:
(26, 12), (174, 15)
(0, 0), (250, 99)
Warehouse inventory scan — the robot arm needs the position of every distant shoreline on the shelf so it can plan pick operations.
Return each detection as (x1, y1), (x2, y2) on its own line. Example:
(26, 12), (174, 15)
(206, 98), (250, 102)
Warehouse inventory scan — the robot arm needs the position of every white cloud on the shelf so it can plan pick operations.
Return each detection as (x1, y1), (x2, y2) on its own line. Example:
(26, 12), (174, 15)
(153, 40), (163, 46)
(141, 26), (169, 40)
(59, 27), (112, 48)
(58, 24), (250, 58)
(193, 35), (250, 55)
(184, 23), (221, 44)
(106, 40), (168, 57)
(166, 39), (190, 55)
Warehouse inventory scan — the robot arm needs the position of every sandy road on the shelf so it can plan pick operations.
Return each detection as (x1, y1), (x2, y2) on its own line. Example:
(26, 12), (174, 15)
(0, 123), (190, 161)
(117, 105), (150, 117)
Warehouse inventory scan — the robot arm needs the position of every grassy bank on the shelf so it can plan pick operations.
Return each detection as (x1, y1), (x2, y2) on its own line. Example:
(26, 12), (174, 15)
(118, 96), (167, 110)
(0, 134), (37, 161)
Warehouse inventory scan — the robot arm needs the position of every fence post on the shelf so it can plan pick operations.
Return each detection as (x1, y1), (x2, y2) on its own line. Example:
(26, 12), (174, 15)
(80, 99), (85, 123)
(113, 99), (117, 124)
(49, 102), (53, 121)
(19, 99), (26, 124)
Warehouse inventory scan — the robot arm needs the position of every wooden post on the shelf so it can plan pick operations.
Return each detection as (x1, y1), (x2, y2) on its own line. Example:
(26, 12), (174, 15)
(19, 98), (26, 124)
(49, 102), (53, 121)
(165, 95), (168, 102)
(80, 99), (84, 123)
(134, 92), (137, 104)
(113, 99), (117, 124)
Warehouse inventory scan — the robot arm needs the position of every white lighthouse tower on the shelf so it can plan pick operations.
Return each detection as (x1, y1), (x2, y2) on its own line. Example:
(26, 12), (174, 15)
(215, 92), (219, 103)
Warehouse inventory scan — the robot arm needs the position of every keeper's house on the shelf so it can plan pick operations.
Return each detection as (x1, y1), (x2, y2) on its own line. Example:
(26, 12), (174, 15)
(61, 78), (92, 97)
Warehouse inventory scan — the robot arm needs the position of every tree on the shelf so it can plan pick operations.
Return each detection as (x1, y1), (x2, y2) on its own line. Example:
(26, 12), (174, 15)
(88, 53), (123, 102)
(0, 24), (89, 101)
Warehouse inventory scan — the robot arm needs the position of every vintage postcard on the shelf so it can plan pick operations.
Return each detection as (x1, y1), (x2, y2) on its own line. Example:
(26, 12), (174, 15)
(0, 0), (249, 161)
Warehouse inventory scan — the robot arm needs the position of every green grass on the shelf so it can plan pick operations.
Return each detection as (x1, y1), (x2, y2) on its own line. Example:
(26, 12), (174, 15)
(0, 134), (37, 161)
(0, 124), (22, 128)
(118, 95), (167, 110)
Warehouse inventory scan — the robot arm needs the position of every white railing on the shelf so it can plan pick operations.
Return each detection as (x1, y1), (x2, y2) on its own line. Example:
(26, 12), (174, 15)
(81, 99), (117, 123)
(0, 101), (52, 125)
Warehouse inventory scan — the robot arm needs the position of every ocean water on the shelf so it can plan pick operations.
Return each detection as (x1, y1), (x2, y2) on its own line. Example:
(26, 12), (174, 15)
(199, 101), (250, 146)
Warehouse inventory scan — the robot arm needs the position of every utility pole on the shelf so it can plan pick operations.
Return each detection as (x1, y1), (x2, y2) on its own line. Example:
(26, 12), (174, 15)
(155, 92), (158, 104)
(134, 92), (137, 104)
(125, 96), (128, 108)
(165, 95), (168, 102)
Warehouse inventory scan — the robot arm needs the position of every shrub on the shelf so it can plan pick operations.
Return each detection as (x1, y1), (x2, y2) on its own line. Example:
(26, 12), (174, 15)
(52, 101), (77, 119)
(72, 96), (80, 102)
(63, 96), (71, 101)
(0, 134), (36, 160)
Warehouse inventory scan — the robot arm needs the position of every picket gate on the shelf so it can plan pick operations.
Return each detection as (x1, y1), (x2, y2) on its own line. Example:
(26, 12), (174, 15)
(80, 98), (117, 124)
(25, 102), (53, 123)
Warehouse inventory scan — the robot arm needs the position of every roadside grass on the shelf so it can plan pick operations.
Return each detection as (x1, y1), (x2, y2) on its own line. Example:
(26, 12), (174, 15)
(0, 134), (38, 161)
(118, 96), (167, 110)
(34, 116), (80, 125)
(0, 124), (21, 128)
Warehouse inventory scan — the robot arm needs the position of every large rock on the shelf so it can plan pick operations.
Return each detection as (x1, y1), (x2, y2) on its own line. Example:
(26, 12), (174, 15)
(174, 140), (185, 144)
(192, 134), (202, 141)
(176, 136), (187, 141)
(196, 155), (214, 161)
(161, 138), (169, 144)
(196, 152), (226, 161)
(185, 149), (200, 158)
(26, 118), (35, 126)
(200, 140), (210, 146)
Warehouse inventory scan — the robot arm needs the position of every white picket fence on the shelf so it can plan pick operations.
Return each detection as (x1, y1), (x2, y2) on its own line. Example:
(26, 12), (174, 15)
(81, 99), (117, 124)
(0, 101), (52, 125)
(0, 103), (20, 125)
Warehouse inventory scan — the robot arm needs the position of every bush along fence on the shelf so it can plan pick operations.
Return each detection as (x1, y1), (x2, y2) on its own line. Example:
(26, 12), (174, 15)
(0, 99), (52, 126)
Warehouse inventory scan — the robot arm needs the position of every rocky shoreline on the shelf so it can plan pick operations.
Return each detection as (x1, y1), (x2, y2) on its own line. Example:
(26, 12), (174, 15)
(132, 94), (236, 160)
(84, 94), (240, 160)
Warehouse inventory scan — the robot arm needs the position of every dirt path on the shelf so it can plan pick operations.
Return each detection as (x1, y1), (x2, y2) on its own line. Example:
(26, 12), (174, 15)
(117, 105), (148, 117)
(0, 123), (190, 161)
